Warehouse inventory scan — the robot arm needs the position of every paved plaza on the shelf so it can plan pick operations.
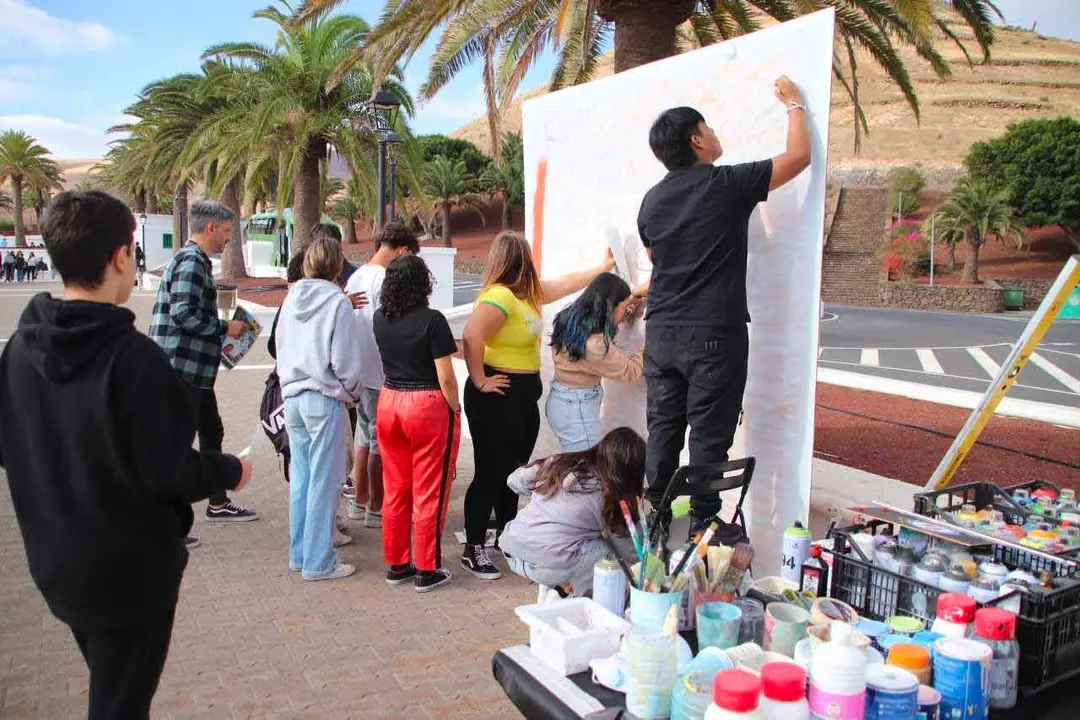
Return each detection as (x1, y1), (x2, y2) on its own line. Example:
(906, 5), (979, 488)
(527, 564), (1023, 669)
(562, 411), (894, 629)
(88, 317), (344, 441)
(0, 284), (532, 719)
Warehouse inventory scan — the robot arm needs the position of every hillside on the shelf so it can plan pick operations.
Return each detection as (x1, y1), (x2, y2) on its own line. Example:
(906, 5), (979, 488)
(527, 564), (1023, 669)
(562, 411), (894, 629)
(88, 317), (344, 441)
(451, 18), (1080, 180)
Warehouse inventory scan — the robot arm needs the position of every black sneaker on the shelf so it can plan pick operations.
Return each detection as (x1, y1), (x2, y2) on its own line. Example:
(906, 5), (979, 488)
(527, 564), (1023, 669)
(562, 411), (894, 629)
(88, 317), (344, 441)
(206, 501), (258, 522)
(415, 569), (452, 593)
(460, 544), (501, 580)
(184, 536), (201, 550)
(386, 564), (417, 586)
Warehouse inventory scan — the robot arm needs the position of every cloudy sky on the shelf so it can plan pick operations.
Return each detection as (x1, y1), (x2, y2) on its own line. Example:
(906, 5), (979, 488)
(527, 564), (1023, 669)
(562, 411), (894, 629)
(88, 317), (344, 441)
(1, 0), (1077, 160)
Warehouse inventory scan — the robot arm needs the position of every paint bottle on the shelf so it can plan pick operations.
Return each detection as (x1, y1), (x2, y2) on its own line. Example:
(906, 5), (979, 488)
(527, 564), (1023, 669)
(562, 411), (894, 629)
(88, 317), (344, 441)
(973, 608), (1019, 710)
(801, 546), (829, 596)
(593, 556), (627, 619)
(886, 644), (932, 686)
(705, 669), (764, 720)
(808, 622), (867, 720)
(930, 593), (976, 639)
(759, 662), (809, 720)
(863, 665), (919, 720)
(933, 637), (991, 720)
(782, 522), (812, 584)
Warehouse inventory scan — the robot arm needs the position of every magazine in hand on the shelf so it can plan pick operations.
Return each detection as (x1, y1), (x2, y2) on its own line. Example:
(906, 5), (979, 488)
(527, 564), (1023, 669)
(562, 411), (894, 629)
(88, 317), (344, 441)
(221, 305), (262, 370)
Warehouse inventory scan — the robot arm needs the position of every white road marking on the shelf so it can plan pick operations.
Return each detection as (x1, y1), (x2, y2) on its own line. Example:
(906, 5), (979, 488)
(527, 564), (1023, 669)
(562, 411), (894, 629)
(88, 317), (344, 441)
(860, 348), (879, 367)
(916, 348), (944, 374)
(1030, 353), (1080, 394)
(816, 358), (1080, 398)
(967, 347), (1001, 378)
(229, 364), (275, 371)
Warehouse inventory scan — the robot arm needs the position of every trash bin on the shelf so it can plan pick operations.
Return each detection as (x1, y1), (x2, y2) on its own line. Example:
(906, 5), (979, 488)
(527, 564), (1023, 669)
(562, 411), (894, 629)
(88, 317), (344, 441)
(1002, 286), (1024, 311)
(217, 283), (238, 317)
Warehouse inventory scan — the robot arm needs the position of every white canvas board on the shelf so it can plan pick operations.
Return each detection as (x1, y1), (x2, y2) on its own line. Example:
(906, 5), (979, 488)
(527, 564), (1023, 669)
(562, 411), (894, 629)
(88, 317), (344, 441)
(521, 10), (834, 575)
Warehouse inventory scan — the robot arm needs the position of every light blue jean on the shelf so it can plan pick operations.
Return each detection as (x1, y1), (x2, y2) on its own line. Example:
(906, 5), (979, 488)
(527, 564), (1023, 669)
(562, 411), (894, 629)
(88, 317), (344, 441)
(285, 390), (346, 578)
(504, 537), (612, 597)
(545, 381), (603, 453)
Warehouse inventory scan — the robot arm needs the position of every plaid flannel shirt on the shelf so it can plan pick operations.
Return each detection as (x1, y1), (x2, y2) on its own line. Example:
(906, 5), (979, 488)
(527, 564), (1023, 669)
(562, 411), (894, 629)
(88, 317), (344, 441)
(148, 242), (227, 389)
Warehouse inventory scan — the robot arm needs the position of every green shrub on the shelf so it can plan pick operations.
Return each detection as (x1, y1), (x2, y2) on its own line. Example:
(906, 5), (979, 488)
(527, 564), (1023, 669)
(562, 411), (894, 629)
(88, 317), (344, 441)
(890, 190), (920, 216)
(0, 219), (14, 232)
(887, 166), (927, 195)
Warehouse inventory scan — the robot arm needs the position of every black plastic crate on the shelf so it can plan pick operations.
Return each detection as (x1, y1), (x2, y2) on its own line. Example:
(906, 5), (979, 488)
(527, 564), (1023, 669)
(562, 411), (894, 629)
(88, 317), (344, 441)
(913, 479), (1069, 529)
(829, 519), (1080, 695)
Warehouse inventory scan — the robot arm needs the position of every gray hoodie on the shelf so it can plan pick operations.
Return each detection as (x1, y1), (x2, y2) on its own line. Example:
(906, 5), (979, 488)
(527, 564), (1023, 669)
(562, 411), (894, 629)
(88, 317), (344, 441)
(275, 279), (363, 404)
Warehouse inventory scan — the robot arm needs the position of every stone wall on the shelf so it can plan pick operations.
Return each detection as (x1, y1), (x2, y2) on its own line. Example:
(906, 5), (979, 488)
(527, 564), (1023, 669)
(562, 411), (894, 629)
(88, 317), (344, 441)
(878, 279), (1005, 313)
(997, 277), (1056, 310)
(829, 163), (965, 191)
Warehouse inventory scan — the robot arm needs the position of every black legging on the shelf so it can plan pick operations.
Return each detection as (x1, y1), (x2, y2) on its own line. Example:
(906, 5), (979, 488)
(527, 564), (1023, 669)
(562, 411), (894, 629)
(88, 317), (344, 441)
(462, 368), (542, 546)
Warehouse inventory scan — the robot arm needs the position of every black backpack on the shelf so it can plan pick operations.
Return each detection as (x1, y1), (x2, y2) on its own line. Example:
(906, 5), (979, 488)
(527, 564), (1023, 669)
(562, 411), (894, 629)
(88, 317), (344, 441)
(260, 369), (288, 458)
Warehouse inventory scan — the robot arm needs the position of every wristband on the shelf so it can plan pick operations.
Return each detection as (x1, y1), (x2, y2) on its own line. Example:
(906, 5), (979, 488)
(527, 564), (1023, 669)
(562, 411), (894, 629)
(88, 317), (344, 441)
(786, 103), (806, 112)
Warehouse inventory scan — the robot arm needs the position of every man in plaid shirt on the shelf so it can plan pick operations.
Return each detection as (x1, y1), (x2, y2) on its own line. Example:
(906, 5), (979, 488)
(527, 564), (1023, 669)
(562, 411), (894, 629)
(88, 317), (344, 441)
(150, 200), (259, 526)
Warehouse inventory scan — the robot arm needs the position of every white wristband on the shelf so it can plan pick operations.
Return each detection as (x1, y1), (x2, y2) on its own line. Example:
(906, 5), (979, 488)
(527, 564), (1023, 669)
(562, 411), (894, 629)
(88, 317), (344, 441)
(786, 103), (806, 112)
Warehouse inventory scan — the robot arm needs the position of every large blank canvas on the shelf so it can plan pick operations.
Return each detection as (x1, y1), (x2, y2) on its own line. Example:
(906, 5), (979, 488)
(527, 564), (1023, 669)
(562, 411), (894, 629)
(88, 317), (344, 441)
(522, 10), (834, 575)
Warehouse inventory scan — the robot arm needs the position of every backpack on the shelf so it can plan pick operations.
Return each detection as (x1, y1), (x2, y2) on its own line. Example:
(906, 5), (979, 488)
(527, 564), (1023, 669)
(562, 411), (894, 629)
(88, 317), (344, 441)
(260, 369), (289, 457)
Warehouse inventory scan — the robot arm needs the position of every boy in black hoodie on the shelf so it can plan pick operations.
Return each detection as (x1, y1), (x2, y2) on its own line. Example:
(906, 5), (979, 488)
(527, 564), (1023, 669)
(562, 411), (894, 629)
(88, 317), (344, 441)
(0, 191), (252, 719)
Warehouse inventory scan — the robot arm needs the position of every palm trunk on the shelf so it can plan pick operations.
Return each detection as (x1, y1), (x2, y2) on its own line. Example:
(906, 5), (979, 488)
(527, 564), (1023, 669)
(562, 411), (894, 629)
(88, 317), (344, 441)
(220, 177), (248, 279)
(440, 202), (452, 248)
(946, 242), (957, 272)
(172, 182), (188, 255)
(501, 193), (512, 229)
(597, 0), (697, 73)
(12, 176), (25, 246)
(344, 214), (357, 245)
(147, 190), (159, 214)
(33, 205), (42, 230)
(293, 140), (324, 253)
(134, 189), (147, 214)
(962, 236), (980, 284)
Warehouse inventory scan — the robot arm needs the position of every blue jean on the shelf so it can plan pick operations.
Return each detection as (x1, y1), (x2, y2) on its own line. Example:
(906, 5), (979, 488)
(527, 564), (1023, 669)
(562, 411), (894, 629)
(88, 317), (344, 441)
(285, 391), (346, 578)
(545, 381), (603, 453)
(504, 537), (612, 597)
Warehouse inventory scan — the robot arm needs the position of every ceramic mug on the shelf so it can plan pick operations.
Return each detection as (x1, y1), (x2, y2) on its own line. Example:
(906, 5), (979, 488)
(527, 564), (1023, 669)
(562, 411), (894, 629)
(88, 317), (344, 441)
(764, 602), (810, 658)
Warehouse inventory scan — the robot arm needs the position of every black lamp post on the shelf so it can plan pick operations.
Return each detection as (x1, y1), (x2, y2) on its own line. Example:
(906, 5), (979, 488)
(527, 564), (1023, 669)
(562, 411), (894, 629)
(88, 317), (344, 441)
(385, 130), (403, 223)
(370, 88), (401, 230)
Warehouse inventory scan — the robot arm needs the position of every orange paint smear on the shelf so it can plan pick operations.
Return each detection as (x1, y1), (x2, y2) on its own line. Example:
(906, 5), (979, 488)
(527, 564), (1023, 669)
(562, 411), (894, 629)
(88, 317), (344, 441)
(532, 159), (548, 276)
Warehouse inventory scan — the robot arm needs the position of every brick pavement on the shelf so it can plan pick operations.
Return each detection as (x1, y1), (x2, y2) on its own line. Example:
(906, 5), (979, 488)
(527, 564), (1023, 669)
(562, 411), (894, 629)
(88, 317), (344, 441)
(0, 287), (535, 719)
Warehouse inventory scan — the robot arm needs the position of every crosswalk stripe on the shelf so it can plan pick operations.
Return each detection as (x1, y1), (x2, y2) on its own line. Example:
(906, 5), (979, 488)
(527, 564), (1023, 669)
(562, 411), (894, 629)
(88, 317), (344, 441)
(967, 347), (1001, 378)
(916, 348), (944, 374)
(861, 349), (879, 366)
(1030, 353), (1080, 394)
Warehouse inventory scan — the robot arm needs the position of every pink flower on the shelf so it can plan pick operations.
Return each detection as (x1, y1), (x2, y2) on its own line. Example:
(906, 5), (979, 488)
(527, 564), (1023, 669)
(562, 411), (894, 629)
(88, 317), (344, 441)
(907, 231), (921, 242)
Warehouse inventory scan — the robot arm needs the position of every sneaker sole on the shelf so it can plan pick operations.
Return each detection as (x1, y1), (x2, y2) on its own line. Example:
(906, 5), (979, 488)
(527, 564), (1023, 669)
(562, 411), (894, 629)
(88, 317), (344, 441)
(347, 508), (366, 520)
(333, 536), (353, 548)
(185, 540), (201, 550)
(386, 574), (416, 586)
(205, 514), (259, 522)
(415, 574), (452, 593)
(460, 559), (501, 580)
(303, 566), (356, 581)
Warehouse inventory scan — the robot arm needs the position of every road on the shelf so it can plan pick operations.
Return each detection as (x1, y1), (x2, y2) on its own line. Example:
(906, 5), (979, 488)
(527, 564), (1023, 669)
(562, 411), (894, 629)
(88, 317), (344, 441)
(820, 305), (1080, 409)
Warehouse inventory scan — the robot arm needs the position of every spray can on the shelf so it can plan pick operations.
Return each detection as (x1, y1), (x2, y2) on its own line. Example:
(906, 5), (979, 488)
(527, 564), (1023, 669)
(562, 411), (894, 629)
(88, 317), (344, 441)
(593, 556), (627, 618)
(781, 521), (812, 584)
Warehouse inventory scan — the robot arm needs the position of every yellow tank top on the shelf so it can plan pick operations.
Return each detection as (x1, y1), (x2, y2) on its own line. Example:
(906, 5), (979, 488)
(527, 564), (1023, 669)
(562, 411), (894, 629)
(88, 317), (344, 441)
(476, 285), (542, 371)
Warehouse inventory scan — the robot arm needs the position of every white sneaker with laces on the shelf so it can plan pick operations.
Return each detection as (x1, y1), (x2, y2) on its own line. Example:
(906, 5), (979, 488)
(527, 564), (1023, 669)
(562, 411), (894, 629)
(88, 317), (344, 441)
(303, 563), (356, 581)
(333, 529), (352, 548)
(364, 508), (382, 529)
(347, 499), (366, 520)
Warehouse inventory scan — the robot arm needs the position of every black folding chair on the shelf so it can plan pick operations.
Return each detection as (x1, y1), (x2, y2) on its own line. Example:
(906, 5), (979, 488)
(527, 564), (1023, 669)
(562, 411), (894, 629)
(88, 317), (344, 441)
(652, 457), (756, 548)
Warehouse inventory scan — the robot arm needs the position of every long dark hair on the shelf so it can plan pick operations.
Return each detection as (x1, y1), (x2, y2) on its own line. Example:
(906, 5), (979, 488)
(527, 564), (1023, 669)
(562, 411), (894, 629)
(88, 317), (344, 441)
(530, 427), (646, 535)
(380, 254), (432, 320)
(550, 272), (631, 361)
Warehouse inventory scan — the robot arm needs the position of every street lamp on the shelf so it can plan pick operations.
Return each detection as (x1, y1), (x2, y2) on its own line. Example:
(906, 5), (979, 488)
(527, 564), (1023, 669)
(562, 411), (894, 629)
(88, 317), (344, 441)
(370, 88), (402, 230)
(385, 130), (404, 223)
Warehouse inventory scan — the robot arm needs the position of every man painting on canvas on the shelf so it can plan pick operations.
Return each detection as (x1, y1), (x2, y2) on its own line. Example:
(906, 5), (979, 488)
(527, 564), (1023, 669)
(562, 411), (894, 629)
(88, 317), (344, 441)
(638, 76), (811, 542)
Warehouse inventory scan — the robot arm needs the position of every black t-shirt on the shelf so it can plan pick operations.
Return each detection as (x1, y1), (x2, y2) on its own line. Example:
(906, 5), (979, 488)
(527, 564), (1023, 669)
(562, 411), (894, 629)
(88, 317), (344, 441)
(637, 159), (773, 327)
(373, 307), (457, 389)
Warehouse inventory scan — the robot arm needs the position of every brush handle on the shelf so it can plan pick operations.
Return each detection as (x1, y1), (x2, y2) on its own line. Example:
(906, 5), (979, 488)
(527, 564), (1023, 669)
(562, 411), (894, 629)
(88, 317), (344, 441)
(600, 530), (636, 586)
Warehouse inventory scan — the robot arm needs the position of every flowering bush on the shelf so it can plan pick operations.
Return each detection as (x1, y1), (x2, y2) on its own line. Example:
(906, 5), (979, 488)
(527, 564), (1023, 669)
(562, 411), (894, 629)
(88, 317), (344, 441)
(878, 223), (931, 278)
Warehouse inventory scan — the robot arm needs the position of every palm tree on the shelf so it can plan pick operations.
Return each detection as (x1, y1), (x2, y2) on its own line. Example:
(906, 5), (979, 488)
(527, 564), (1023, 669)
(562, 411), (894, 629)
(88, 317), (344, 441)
(0, 188), (11, 214)
(297, 1), (1001, 153)
(927, 179), (1026, 285)
(204, 1), (414, 253)
(24, 162), (64, 229)
(480, 131), (524, 229)
(0, 131), (60, 246)
(423, 156), (485, 247)
(330, 178), (372, 244)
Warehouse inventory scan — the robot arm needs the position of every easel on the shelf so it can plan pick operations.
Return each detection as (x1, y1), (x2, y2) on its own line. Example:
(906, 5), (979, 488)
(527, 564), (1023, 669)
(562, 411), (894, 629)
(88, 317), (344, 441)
(925, 254), (1080, 491)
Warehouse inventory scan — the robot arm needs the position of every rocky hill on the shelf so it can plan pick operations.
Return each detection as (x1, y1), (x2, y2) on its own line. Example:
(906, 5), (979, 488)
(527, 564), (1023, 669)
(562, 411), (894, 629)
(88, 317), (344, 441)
(450, 17), (1080, 186)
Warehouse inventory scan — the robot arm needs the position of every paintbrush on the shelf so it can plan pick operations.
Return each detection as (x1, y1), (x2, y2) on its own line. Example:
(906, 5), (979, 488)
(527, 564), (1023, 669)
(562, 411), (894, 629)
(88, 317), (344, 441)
(637, 497), (652, 565)
(707, 545), (733, 590)
(665, 522), (719, 591)
(618, 499), (643, 559)
(713, 543), (755, 601)
(599, 527), (636, 586)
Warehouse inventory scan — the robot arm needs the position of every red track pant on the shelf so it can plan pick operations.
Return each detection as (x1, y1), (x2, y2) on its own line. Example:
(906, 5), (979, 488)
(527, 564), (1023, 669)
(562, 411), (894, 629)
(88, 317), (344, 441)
(377, 387), (461, 572)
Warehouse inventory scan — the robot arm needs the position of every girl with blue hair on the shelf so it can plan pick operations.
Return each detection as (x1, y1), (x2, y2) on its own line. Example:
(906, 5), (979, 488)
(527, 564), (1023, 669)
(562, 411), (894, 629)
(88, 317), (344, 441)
(547, 273), (646, 451)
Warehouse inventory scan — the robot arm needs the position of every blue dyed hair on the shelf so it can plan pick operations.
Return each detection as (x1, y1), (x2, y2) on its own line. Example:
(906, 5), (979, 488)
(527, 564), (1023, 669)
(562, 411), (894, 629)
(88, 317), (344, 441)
(550, 272), (631, 362)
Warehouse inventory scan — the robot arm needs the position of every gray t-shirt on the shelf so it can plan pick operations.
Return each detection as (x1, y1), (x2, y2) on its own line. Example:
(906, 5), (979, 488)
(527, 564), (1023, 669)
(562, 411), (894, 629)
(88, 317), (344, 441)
(497, 463), (606, 572)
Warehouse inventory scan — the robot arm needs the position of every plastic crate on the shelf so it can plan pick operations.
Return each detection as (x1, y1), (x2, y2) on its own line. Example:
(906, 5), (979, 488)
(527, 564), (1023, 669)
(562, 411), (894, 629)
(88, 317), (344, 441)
(514, 598), (630, 676)
(913, 479), (1067, 528)
(828, 519), (1080, 695)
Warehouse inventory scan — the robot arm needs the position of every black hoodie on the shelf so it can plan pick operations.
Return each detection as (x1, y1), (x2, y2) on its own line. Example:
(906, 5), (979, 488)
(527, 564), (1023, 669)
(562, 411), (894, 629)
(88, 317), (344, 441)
(0, 293), (241, 630)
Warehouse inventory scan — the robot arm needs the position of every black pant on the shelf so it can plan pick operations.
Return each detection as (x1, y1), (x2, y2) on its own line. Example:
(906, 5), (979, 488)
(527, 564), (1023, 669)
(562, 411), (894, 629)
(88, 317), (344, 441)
(70, 610), (176, 720)
(644, 325), (748, 519)
(183, 383), (227, 505)
(463, 369), (542, 546)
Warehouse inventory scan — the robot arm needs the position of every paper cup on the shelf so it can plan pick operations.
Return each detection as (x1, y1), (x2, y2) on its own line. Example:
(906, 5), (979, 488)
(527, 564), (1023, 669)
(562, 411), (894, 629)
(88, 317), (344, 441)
(764, 603), (810, 658)
(696, 602), (743, 651)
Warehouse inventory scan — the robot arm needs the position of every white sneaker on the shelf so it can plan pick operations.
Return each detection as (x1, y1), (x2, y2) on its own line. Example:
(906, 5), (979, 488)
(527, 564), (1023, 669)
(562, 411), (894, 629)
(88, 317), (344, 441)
(335, 512), (349, 532)
(537, 584), (551, 604)
(303, 563), (356, 581)
(348, 499), (366, 520)
(364, 509), (382, 529)
(333, 529), (352, 548)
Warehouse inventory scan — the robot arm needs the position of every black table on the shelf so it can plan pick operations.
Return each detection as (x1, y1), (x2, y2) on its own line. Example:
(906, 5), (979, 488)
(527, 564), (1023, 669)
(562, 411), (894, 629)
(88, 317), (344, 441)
(492, 645), (1080, 720)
